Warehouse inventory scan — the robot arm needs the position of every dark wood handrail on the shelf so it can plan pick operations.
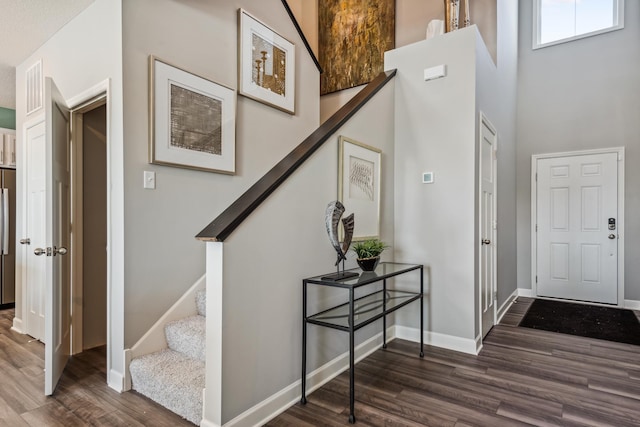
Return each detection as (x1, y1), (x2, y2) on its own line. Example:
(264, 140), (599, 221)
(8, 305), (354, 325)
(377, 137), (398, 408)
(281, 0), (322, 73)
(196, 69), (397, 242)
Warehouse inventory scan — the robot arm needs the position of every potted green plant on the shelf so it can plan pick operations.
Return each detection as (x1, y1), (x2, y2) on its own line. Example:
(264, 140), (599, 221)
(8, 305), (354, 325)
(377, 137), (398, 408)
(351, 239), (388, 271)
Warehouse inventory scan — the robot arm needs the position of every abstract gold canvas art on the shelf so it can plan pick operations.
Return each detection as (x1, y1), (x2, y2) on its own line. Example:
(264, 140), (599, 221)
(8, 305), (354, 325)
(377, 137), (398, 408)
(319, 0), (395, 95)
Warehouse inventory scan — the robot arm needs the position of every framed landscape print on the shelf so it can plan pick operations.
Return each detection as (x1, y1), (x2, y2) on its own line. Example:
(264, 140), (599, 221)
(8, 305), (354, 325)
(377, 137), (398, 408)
(238, 8), (296, 114)
(149, 57), (236, 174)
(338, 136), (382, 241)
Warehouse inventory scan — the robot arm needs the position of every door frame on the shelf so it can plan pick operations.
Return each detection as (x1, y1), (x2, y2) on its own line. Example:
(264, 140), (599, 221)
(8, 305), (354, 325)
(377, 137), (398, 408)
(478, 112), (498, 337)
(65, 81), (112, 377)
(69, 95), (107, 355)
(531, 147), (625, 306)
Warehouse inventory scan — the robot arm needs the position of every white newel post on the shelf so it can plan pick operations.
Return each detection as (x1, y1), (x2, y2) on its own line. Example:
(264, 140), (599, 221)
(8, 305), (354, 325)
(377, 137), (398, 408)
(202, 242), (224, 427)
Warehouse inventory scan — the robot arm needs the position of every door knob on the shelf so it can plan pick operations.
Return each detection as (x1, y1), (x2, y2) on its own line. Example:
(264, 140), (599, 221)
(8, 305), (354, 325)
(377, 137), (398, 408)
(20, 238), (31, 245)
(54, 246), (68, 256)
(608, 234), (616, 239)
(34, 248), (46, 256)
(482, 239), (491, 245)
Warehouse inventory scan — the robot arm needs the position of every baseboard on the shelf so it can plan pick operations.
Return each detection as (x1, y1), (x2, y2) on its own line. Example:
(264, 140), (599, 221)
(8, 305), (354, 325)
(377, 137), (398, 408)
(497, 289), (518, 324)
(624, 299), (640, 310)
(108, 368), (125, 393)
(123, 349), (132, 391)
(220, 327), (394, 427)
(394, 325), (478, 355)
(11, 316), (24, 334)
(517, 288), (534, 298)
(475, 333), (483, 353)
(201, 419), (220, 427)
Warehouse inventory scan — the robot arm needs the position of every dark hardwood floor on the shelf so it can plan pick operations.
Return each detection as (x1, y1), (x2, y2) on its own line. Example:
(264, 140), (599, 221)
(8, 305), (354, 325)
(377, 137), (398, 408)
(0, 308), (193, 426)
(268, 297), (640, 426)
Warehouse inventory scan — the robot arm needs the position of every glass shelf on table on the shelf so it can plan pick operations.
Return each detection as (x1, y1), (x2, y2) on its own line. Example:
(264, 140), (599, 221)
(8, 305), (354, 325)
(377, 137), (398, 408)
(305, 262), (422, 288)
(306, 289), (420, 330)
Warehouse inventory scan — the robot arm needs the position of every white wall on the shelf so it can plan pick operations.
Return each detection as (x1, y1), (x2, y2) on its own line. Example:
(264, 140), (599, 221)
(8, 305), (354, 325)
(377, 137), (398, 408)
(516, 1), (640, 300)
(15, 0), (126, 387)
(121, 0), (320, 347)
(218, 81), (395, 423)
(386, 28), (478, 344)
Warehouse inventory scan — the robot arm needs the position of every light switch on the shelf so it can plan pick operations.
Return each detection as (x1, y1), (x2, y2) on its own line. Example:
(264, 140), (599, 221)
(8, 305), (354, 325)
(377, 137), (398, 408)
(422, 172), (434, 184)
(144, 171), (156, 189)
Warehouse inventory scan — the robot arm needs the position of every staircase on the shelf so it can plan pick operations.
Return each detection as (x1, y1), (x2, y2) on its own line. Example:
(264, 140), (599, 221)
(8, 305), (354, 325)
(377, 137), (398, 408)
(129, 290), (207, 425)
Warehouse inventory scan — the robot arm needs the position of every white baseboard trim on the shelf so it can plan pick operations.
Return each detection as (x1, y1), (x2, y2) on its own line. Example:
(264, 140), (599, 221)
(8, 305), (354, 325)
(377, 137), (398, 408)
(123, 349), (132, 391)
(517, 288), (534, 298)
(394, 325), (478, 355)
(624, 299), (640, 310)
(475, 334), (483, 353)
(201, 419), (220, 427)
(497, 289), (518, 324)
(11, 317), (24, 334)
(220, 328), (394, 427)
(108, 368), (125, 393)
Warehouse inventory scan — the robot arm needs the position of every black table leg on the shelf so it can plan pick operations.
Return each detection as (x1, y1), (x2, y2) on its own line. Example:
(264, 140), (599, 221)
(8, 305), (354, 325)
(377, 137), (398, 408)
(349, 287), (356, 423)
(382, 279), (387, 349)
(420, 267), (424, 358)
(301, 280), (308, 404)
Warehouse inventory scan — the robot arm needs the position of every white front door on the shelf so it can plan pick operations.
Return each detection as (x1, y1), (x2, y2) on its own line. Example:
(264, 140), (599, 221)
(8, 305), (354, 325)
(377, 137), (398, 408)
(43, 78), (71, 395)
(536, 153), (618, 304)
(480, 115), (497, 337)
(24, 120), (47, 341)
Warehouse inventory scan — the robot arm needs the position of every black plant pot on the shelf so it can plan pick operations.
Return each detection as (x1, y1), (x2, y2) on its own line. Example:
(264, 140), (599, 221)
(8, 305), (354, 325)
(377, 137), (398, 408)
(357, 256), (380, 272)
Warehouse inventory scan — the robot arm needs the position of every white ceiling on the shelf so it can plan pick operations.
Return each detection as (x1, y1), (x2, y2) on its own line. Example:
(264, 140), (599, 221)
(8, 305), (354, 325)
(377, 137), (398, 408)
(0, 0), (95, 109)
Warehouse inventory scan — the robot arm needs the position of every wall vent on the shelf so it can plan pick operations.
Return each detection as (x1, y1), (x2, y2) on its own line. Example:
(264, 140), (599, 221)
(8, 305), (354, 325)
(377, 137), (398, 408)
(26, 60), (43, 115)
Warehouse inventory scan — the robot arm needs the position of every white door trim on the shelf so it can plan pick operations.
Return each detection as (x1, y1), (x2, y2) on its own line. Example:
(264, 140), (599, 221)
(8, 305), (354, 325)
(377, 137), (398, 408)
(66, 79), (117, 387)
(531, 147), (625, 306)
(70, 94), (107, 355)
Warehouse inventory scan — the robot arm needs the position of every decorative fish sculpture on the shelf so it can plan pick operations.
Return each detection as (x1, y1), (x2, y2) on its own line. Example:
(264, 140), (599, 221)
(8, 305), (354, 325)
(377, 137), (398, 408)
(325, 201), (355, 266)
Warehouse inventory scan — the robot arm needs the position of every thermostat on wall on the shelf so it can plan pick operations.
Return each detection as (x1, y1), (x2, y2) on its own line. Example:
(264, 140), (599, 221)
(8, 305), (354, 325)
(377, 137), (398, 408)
(422, 172), (434, 184)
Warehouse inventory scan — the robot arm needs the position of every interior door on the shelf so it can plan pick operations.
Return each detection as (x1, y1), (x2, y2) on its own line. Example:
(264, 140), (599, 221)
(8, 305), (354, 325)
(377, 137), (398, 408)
(43, 77), (71, 395)
(24, 120), (47, 341)
(536, 153), (618, 304)
(480, 116), (497, 337)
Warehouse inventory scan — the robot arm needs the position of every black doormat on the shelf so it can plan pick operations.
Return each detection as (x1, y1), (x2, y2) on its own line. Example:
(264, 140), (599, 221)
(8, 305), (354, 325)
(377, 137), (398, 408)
(519, 299), (640, 346)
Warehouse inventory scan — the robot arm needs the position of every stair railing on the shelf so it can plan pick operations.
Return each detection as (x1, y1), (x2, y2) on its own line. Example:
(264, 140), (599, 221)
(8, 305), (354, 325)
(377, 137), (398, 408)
(196, 69), (396, 242)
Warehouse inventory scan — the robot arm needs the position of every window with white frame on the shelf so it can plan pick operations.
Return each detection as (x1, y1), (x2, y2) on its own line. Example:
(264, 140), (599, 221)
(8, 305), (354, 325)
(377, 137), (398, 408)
(533, 0), (624, 49)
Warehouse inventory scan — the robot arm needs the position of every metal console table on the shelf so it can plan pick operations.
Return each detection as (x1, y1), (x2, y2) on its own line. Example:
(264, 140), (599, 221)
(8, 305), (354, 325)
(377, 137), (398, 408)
(300, 262), (424, 424)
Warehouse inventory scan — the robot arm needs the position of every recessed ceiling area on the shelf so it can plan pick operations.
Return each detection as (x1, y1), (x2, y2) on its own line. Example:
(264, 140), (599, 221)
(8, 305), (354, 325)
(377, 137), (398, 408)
(0, 0), (95, 109)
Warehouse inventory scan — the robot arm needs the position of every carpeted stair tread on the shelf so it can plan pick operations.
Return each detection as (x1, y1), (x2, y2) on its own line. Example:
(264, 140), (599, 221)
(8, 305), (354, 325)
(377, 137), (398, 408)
(165, 315), (206, 361)
(130, 349), (204, 425)
(196, 290), (206, 317)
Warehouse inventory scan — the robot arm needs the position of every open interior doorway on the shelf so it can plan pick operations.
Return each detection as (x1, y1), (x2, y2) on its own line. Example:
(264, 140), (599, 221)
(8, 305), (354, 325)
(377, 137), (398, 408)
(70, 98), (107, 364)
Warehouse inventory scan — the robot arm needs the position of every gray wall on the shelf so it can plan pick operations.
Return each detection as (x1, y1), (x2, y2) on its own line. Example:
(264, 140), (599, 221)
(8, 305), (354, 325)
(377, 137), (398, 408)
(516, 1), (640, 300)
(476, 0), (519, 315)
(121, 0), (321, 347)
(387, 29), (478, 343)
(220, 82), (395, 422)
(0, 108), (15, 129)
(83, 105), (107, 349)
